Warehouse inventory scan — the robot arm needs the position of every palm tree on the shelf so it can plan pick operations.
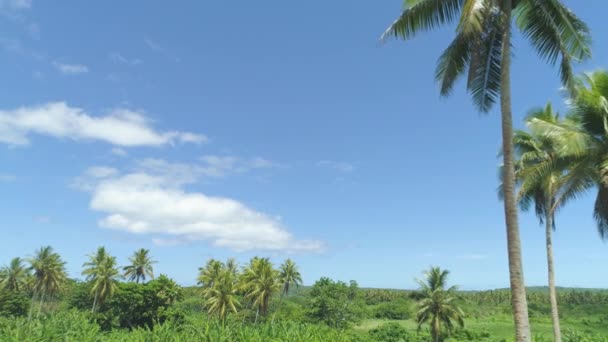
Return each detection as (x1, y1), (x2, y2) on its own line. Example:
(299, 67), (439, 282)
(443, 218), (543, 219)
(82, 247), (107, 312)
(414, 267), (464, 342)
(509, 104), (587, 341)
(532, 71), (608, 239)
(90, 255), (120, 312)
(28, 246), (67, 319)
(272, 259), (303, 323)
(241, 257), (281, 323)
(279, 259), (303, 297)
(123, 248), (156, 283)
(205, 269), (240, 324)
(0, 257), (30, 292)
(197, 259), (224, 295)
(382, 2), (591, 340)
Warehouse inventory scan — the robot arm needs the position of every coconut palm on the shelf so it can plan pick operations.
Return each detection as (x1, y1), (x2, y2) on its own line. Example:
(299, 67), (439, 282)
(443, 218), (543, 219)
(205, 268), (240, 324)
(271, 259), (303, 323)
(509, 104), (588, 341)
(382, 1), (591, 340)
(532, 71), (608, 240)
(414, 267), (464, 342)
(279, 259), (303, 297)
(197, 259), (224, 295)
(123, 248), (156, 283)
(241, 257), (281, 322)
(82, 246), (108, 311)
(90, 255), (120, 312)
(0, 257), (30, 292)
(28, 246), (67, 319)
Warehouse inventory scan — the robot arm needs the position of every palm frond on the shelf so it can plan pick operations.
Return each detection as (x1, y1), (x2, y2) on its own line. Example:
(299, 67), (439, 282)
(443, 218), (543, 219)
(381, 0), (463, 42)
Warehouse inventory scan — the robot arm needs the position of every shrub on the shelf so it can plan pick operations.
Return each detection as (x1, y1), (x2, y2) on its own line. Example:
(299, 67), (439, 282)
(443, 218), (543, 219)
(368, 322), (426, 342)
(373, 299), (412, 320)
(0, 290), (29, 318)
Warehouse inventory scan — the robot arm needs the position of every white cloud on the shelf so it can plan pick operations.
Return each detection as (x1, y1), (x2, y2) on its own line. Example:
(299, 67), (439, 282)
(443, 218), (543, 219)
(87, 166), (118, 178)
(0, 173), (16, 182)
(0, 0), (31, 10)
(109, 52), (141, 66)
(76, 164), (324, 252)
(110, 147), (127, 157)
(317, 160), (355, 172)
(53, 62), (88, 75)
(0, 102), (206, 147)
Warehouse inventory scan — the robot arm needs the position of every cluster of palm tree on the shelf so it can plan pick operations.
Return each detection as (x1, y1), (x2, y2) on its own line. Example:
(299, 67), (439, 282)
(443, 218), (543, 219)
(197, 257), (302, 324)
(383, 0), (592, 341)
(413, 267), (464, 342)
(506, 70), (608, 342)
(0, 246), (157, 317)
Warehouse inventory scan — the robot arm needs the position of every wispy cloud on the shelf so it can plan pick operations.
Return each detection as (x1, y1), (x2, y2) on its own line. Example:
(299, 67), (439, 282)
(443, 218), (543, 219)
(53, 61), (88, 75)
(0, 173), (16, 182)
(0, 0), (31, 11)
(0, 102), (207, 147)
(34, 215), (51, 224)
(144, 37), (179, 62)
(110, 147), (127, 157)
(317, 160), (355, 172)
(74, 163), (324, 253)
(109, 52), (141, 66)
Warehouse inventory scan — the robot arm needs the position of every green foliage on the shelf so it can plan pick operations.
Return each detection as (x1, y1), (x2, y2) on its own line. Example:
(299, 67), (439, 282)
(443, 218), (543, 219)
(369, 322), (427, 342)
(373, 299), (413, 320)
(0, 310), (368, 341)
(562, 329), (608, 342)
(307, 277), (366, 329)
(92, 276), (184, 330)
(0, 290), (30, 317)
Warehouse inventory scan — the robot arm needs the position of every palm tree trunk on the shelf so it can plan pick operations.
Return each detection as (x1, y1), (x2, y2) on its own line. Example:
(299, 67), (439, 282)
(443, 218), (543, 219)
(91, 288), (99, 313)
(432, 317), (440, 342)
(37, 289), (46, 318)
(545, 209), (562, 342)
(254, 307), (259, 324)
(28, 288), (38, 321)
(499, 2), (531, 341)
(271, 293), (284, 324)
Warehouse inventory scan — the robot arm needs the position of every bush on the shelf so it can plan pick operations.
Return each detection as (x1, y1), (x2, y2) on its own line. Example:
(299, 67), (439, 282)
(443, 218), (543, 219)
(368, 322), (426, 342)
(307, 278), (366, 329)
(0, 290), (30, 318)
(373, 299), (412, 320)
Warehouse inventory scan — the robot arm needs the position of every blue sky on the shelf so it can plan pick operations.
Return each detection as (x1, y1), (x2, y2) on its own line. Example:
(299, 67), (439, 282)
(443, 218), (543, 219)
(0, 0), (607, 290)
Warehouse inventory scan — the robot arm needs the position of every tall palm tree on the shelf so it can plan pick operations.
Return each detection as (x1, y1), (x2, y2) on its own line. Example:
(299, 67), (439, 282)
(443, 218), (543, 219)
(414, 267), (464, 342)
(205, 269), (241, 324)
(241, 257), (280, 322)
(272, 259), (303, 323)
(0, 257), (30, 292)
(528, 71), (608, 237)
(509, 104), (588, 341)
(28, 246), (67, 319)
(279, 259), (303, 297)
(123, 248), (156, 283)
(197, 259), (224, 295)
(82, 246), (107, 311)
(90, 255), (120, 312)
(382, 2), (591, 340)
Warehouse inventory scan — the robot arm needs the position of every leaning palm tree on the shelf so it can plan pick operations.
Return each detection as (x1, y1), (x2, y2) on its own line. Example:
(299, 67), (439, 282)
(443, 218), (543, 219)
(28, 246), (67, 319)
(123, 248), (156, 283)
(205, 269), (241, 324)
(90, 255), (120, 312)
(414, 267), (464, 342)
(241, 257), (281, 323)
(508, 104), (588, 341)
(0, 257), (30, 292)
(382, 2), (591, 340)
